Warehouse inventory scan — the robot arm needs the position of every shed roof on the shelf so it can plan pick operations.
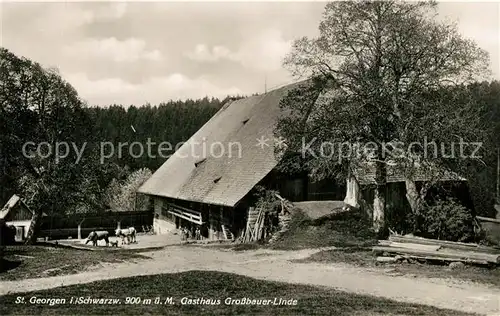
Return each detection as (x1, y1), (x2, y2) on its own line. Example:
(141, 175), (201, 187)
(353, 161), (466, 185)
(0, 194), (37, 220)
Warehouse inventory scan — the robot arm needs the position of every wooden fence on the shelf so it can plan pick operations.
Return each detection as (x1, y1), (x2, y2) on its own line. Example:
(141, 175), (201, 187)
(38, 211), (153, 240)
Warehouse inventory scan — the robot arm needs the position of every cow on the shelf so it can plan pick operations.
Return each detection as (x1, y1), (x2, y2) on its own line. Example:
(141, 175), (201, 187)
(115, 227), (136, 244)
(85, 231), (109, 246)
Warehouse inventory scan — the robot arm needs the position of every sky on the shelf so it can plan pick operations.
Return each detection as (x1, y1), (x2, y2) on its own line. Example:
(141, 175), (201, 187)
(0, 1), (498, 107)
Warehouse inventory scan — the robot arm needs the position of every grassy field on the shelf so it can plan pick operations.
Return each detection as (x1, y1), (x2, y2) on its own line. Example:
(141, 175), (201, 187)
(0, 245), (151, 281)
(0, 270), (477, 316)
(299, 247), (500, 287)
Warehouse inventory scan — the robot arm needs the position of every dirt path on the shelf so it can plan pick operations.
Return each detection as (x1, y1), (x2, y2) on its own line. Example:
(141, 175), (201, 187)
(1, 246), (499, 315)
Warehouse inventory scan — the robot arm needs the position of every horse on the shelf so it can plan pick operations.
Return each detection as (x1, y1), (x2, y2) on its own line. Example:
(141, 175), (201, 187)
(115, 227), (136, 244)
(85, 231), (109, 246)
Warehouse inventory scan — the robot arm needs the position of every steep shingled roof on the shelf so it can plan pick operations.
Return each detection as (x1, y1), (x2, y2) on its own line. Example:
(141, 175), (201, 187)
(0, 194), (45, 220)
(138, 82), (309, 207)
(0, 195), (23, 219)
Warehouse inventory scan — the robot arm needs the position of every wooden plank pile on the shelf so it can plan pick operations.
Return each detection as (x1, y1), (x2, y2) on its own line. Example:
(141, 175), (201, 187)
(268, 194), (293, 244)
(373, 234), (500, 266)
(240, 194), (293, 243)
(476, 215), (500, 245)
(274, 194), (293, 215)
(221, 225), (235, 241)
(241, 207), (266, 242)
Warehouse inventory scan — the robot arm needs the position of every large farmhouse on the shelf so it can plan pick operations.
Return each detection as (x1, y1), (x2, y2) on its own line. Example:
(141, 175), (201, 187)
(139, 82), (324, 239)
(138, 82), (470, 240)
(138, 82), (337, 239)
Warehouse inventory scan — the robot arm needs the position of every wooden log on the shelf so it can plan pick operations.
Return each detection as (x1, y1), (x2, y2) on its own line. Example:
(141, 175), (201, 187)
(243, 219), (249, 242)
(476, 216), (500, 224)
(376, 256), (398, 263)
(256, 210), (265, 240)
(256, 217), (263, 241)
(244, 207), (258, 242)
(378, 240), (441, 251)
(245, 221), (253, 242)
(389, 235), (478, 248)
(262, 214), (266, 238)
(252, 210), (260, 241)
(373, 246), (500, 264)
(253, 208), (264, 241)
(275, 193), (285, 202)
(400, 255), (489, 266)
(388, 235), (500, 253)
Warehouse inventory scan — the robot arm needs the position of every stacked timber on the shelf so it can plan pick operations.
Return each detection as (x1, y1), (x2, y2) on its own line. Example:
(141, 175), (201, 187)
(241, 195), (294, 243)
(268, 196), (293, 244)
(476, 216), (500, 245)
(221, 225), (235, 241)
(268, 213), (291, 244)
(247, 207), (260, 227)
(241, 208), (266, 242)
(373, 234), (500, 266)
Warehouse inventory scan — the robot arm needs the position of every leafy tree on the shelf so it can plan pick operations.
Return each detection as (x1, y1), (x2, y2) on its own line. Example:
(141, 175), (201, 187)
(277, 1), (490, 233)
(462, 81), (500, 217)
(0, 47), (245, 243)
(0, 48), (98, 243)
(104, 168), (152, 213)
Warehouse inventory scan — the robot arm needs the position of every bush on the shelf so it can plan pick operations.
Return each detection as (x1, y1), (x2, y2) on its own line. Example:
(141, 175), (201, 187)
(386, 204), (415, 236)
(253, 186), (281, 212)
(272, 208), (377, 249)
(417, 198), (474, 242)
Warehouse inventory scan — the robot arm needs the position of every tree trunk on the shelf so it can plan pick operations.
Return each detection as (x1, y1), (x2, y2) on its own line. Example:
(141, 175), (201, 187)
(405, 178), (431, 232)
(24, 210), (42, 245)
(78, 219), (85, 240)
(344, 169), (361, 208)
(373, 160), (386, 234)
(405, 179), (419, 213)
(373, 185), (385, 233)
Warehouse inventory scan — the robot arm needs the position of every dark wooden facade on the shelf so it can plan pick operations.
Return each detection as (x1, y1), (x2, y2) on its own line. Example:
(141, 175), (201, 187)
(260, 170), (344, 202)
(152, 169), (346, 240)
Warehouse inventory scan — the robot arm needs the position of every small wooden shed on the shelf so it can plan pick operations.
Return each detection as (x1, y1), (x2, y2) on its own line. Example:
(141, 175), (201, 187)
(0, 195), (43, 242)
